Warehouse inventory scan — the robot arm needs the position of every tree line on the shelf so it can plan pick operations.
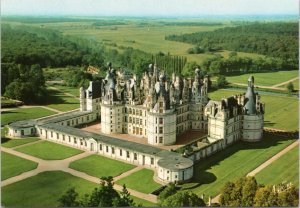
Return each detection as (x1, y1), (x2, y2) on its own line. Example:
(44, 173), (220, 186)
(166, 22), (298, 70)
(220, 176), (298, 207)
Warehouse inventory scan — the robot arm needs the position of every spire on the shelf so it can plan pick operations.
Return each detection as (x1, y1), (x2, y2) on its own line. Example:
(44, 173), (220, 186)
(244, 76), (256, 115)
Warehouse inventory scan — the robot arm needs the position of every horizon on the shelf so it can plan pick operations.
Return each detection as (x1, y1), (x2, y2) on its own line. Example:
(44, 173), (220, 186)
(2, 0), (298, 17)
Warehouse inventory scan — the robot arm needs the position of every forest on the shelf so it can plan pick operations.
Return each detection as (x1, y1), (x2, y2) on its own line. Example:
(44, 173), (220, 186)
(1, 25), (186, 103)
(166, 22), (298, 69)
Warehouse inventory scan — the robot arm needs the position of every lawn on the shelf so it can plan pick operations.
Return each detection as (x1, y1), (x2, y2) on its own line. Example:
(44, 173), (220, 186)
(45, 87), (79, 112)
(208, 89), (299, 131)
(225, 70), (299, 86)
(51, 85), (80, 97)
(69, 154), (136, 178)
(2, 137), (40, 148)
(180, 133), (297, 199)
(1, 152), (38, 181)
(130, 195), (157, 207)
(282, 78), (299, 90)
(1, 171), (97, 207)
(255, 145), (299, 187)
(15, 141), (83, 160)
(1, 107), (56, 126)
(116, 169), (162, 194)
(1, 170), (156, 207)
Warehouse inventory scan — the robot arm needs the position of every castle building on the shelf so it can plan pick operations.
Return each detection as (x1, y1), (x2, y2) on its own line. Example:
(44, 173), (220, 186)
(97, 63), (209, 146)
(7, 62), (265, 184)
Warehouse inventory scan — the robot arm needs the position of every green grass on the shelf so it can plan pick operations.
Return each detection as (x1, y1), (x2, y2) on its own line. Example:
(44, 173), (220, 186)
(1, 170), (156, 207)
(51, 85), (80, 97)
(2, 137), (40, 148)
(282, 78), (299, 90)
(15, 141), (83, 160)
(1, 152), (38, 181)
(69, 154), (136, 178)
(45, 87), (79, 111)
(256, 145), (299, 187)
(208, 89), (299, 131)
(180, 133), (297, 198)
(1, 107), (56, 126)
(116, 169), (161, 194)
(225, 70), (299, 86)
(130, 195), (157, 207)
(1, 171), (98, 206)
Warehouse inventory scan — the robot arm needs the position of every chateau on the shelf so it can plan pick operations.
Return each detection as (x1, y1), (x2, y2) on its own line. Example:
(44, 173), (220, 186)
(8, 63), (265, 184)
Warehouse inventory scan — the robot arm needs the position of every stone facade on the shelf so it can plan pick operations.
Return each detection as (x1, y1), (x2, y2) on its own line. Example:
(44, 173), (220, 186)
(85, 63), (209, 146)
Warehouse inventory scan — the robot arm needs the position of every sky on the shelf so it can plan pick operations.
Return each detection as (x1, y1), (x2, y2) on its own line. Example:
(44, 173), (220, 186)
(1, 0), (298, 17)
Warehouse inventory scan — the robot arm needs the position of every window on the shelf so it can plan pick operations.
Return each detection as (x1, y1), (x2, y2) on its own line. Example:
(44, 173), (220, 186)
(56, 133), (59, 139)
(167, 171), (169, 173)
(71, 120), (74, 125)
(87, 116), (89, 121)
(159, 118), (163, 124)
(159, 127), (163, 134)
(126, 151), (130, 158)
(74, 138), (77, 144)
(133, 109), (135, 115)
(159, 137), (163, 143)
(159, 102), (163, 107)
(129, 117), (132, 123)
(69, 136), (71, 142)
(140, 119), (142, 125)
(21, 130), (24, 136)
(151, 158), (154, 165)
(140, 128), (142, 135)
(106, 146), (109, 152)
(85, 141), (87, 146)
(67, 121), (70, 126)
(51, 131), (53, 138)
(120, 149), (123, 156)
(129, 108), (132, 114)
(99, 144), (102, 150)
(133, 118), (135, 124)
(112, 147), (115, 154)
(139, 110), (142, 116)
(80, 140), (83, 145)
(134, 153), (137, 160)
(62, 135), (65, 141)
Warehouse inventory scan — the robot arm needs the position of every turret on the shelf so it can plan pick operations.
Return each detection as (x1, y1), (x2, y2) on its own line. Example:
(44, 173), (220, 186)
(80, 87), (86, 111)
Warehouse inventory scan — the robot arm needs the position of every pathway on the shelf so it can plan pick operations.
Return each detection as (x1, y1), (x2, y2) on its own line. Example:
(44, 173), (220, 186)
(1, 146), (157, 203)
(1, 105), (62, 113)
(272, 77), (299, 88)
(230, 82), (285, 91)
(211, 139), (299, 204)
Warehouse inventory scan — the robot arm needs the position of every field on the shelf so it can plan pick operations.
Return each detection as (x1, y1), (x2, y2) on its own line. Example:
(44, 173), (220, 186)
(1, 171), (155, 207)
(26, 20), (262, 64)
(69, 154), (136, 178)
(1, 152), (38, 181)
(45, 87), (79, 111)
(225, 70), (299, 86)
(256, 145), (299, 187)
(15, 141), (83, 160)
(2, 137), (40, 148)
(180, 133), (297, 199)
(1, 107), (56, 126)
(208, 89), (299, 131)
(116, 169), (161, 194)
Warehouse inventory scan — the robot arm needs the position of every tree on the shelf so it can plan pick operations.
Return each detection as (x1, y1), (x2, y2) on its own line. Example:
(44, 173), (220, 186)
(277, 184), (299, 207)
(114, 184), (135, 207)
(161, 191), (206, 207)
(216, 75), (227, 88)
(158, 183), (177, 204)
(89, 176), (120, 207)
(254, 185), (278, 207)
(57, 187), (79, 207)
(182, 62), (198, 77)
(241, 176), (258, 206)
(287, 82), (294, 93)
